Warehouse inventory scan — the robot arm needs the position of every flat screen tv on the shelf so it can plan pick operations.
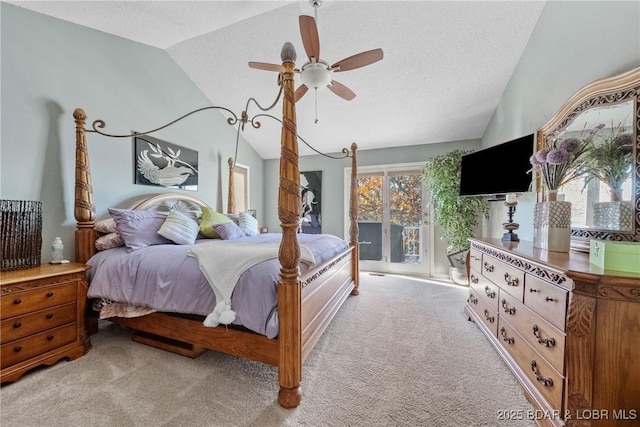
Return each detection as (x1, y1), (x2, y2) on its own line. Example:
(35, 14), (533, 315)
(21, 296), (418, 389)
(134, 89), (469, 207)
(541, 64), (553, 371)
(459, 134), (535, 198)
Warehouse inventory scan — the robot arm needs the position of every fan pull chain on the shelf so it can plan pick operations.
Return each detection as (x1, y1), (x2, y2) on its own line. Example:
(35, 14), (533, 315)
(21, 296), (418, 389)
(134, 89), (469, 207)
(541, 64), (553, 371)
(314, 89), (319, 123)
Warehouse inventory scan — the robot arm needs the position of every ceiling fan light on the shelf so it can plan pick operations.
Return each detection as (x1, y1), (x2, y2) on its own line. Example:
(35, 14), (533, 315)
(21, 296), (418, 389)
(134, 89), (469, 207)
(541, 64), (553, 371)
(301, 64), (332, 90)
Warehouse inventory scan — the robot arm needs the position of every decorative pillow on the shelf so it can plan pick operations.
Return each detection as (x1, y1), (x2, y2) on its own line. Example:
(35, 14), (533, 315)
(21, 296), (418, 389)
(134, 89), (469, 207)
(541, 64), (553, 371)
(108, 208), (171, 251)
(158, 210), (200, 245)
(224, 213), (240, 225)
(95, 218), (117, 234)
(213, 221), (246, 240)
(239, 211), (259, 236)
(95, 232), (125, 251)
(199, 206), (232, 238)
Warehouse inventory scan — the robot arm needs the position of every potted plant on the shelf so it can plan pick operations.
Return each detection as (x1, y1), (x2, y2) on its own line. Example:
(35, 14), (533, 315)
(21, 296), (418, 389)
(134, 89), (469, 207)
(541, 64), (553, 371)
(422, 149), (489, 285)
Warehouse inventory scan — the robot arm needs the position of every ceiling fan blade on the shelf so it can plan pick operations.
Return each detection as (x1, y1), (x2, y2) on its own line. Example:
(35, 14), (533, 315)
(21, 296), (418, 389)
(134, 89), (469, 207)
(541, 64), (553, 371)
(328, 80), (356, 101)
(331, 48), (384, 72)
(299, 15), (320, 61)
(248, 61), (284, 72)
(294, 84), (309, 103)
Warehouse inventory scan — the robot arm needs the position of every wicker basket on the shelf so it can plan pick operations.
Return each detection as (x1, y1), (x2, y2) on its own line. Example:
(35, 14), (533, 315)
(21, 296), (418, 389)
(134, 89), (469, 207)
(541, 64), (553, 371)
(1, 200), (43, 272)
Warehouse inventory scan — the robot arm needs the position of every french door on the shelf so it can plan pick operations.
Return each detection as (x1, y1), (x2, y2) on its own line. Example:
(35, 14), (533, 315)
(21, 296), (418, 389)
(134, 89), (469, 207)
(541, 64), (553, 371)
(345, 163), (431, 276)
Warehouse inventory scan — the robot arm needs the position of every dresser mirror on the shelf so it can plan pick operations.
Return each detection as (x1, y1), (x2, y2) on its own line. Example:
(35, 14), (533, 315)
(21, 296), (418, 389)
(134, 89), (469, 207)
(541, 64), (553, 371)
(536, 66), (640, 251)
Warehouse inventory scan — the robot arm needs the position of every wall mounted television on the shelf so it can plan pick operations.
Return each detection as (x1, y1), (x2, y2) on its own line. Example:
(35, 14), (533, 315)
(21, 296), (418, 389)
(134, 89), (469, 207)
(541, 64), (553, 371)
(459, 134), (535, 198)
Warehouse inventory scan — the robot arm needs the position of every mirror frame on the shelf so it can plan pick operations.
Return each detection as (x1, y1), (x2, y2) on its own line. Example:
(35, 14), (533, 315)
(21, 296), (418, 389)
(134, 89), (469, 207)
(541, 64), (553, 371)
(536, 66), (640, 252)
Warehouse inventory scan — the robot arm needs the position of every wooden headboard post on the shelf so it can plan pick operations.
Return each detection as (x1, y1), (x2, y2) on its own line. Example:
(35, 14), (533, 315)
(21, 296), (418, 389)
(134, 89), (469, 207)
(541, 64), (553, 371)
(227, 157), (235, 214)
(349, 142), (360, 293)
(73, 108), (97, 264)
(276, 43), (303, 409)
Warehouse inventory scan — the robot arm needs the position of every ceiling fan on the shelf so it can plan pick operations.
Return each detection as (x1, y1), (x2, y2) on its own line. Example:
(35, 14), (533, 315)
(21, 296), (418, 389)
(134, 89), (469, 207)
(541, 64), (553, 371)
(249, 0), (383, 106)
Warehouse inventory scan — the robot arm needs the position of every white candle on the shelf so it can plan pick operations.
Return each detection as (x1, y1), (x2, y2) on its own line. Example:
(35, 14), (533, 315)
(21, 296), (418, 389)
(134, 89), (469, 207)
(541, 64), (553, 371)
(506, 193), (516, 203)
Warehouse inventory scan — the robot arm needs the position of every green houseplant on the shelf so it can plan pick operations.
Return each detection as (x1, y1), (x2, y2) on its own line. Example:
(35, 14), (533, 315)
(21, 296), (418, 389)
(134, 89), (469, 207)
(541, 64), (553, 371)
(423, 149), (489, 283)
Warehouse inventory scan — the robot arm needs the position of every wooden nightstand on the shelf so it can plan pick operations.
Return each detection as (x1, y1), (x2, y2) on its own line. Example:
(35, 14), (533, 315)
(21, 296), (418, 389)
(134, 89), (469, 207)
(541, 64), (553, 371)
(1, 263), (91, 383)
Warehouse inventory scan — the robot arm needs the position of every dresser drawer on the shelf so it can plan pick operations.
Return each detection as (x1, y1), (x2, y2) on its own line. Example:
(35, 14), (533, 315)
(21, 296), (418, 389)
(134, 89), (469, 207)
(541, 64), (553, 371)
(469, 248), (482, 273)
(1, 282), (77, 320)
(1, 323), (77, 369)
(524, 274), (568, 331)
(482, 255), (524, 301)
(498, 317), (564, 411)
(501, 291), (565, 374)
(468, 289), (498, 337)
(1, 303), (76, 343)
(469, 273), (499, 313)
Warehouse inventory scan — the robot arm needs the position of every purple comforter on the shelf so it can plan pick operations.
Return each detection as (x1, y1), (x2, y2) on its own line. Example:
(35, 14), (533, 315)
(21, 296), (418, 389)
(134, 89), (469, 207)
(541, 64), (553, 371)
(86, 233), (348, 338)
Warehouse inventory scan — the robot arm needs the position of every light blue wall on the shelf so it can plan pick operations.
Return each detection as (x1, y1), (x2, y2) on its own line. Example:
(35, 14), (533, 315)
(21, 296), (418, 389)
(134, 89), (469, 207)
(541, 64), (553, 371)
(263, 139), (482, 278)
(0, 3), (264, 262)
(482, 0), (640, 241)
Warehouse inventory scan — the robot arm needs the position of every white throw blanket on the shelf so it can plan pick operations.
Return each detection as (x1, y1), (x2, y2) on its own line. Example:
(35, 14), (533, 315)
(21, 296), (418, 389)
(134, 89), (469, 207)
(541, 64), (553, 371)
(188, 242), (315, 327)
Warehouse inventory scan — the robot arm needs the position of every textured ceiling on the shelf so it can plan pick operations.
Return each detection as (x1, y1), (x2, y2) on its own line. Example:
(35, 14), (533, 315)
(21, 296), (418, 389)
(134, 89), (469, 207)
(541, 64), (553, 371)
(8, 0), (547, 159)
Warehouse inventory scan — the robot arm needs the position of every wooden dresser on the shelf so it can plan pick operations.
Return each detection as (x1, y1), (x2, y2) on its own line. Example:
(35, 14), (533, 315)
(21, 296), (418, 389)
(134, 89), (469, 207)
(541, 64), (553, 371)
(465, 238), (640, 427)
(1, 263), (91, 383)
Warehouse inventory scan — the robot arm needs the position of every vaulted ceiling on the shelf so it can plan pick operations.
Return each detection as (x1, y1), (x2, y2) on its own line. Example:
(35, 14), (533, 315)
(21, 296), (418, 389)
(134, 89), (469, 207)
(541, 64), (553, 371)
(8, 0), (547, 159)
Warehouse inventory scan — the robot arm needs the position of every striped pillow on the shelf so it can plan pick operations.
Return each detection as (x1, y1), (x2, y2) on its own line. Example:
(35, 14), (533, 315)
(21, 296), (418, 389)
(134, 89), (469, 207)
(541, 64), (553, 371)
(239, 211), (259, 236)
(158, 210), (200, 245)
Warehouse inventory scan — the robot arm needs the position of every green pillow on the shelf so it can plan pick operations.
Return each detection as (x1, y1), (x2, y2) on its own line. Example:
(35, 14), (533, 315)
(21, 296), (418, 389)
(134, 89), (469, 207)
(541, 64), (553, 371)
(199, 207), (232, 238)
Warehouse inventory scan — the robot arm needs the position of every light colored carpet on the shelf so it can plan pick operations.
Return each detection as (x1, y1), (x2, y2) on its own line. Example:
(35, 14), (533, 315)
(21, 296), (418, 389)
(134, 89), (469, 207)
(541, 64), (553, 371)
(1, 273), (535, 427)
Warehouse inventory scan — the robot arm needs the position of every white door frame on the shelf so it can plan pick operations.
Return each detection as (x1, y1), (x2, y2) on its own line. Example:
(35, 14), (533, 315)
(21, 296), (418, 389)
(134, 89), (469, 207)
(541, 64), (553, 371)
(344, 162), (433, 276)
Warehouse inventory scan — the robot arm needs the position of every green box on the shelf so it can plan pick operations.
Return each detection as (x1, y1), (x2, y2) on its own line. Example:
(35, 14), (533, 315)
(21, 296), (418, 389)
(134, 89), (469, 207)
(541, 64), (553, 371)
(589, 239), (640, 273)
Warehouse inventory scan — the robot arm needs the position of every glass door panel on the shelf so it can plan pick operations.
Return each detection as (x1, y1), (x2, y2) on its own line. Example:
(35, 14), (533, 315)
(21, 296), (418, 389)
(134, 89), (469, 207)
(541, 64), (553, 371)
(354, 167), (428, 275)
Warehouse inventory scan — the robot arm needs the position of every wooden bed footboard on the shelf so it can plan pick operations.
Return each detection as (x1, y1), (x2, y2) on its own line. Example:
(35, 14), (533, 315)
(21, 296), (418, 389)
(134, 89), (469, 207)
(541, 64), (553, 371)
(74, 43), (360, 409)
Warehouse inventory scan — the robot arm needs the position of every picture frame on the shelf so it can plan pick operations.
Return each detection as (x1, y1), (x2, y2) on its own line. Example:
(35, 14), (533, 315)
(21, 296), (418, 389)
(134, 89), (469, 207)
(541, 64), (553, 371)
(447, 249), (468, 269)
(134, 134), (199, 191)
(300, 171), (322, 234)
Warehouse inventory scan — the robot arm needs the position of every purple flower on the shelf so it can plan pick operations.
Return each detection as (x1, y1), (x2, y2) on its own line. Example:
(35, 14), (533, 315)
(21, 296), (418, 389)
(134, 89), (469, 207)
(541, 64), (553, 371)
(546, 148), (569, 165)
(529, 154), (543, 166)
(595, 123), (606, 130)
(535, 148), (550, 163)
(560, 138), (581, 153)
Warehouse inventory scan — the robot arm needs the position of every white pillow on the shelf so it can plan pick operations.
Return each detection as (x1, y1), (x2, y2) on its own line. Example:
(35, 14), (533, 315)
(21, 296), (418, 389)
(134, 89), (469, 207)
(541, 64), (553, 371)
(158, 210), (200, 245)
(239, 211), (259, 236)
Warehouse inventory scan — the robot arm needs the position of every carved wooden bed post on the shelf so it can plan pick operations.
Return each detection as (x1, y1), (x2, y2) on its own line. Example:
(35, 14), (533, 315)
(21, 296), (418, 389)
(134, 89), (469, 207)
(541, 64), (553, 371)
(349, 142), (360, 293)
(227, 157), (235, 214)
(276, 42), (302, 409)
(73, 108), (97, 264)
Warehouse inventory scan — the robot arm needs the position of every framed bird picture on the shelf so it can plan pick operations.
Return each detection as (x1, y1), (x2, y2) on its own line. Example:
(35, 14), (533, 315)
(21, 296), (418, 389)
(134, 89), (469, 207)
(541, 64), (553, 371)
(134, 134), (199, 191)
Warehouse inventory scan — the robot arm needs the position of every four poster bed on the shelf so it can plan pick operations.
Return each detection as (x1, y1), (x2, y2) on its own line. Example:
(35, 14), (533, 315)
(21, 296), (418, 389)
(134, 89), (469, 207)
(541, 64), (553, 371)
(73, 45), (360, 408)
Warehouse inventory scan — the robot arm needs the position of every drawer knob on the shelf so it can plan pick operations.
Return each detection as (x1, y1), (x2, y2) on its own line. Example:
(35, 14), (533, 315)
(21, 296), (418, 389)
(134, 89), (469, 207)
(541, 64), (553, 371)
(14, 346), (22, 353)
(529, 288), (539, 293)
(530, 360), (554, 387)
(470, 274), (479, 284)
(468, 294), (478, 305)
(47, 335), (55, 341)
(46, 292), (54, 297)
(483, 309), (495, 323)
(484, 286), (496, 299)
(13, 298), (21, 305)
(13, 322), (22, 329)
(500, 327), (515, 344)
(532, 324), (556, 347)
(46, 313), (54, 319)
(501, 299), (516, 315)
(483, 262), (494, 272)
(545, 296), (555, 302)
(504, 273), (519, 287)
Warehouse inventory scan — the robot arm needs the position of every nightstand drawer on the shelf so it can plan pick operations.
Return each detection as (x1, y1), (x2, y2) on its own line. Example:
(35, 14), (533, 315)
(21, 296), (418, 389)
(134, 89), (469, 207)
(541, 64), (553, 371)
(482, 255), (524, 301)
(1, 303), (76, 342)
(1, 282), (76, 319)
(1, 323), (77, 369)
